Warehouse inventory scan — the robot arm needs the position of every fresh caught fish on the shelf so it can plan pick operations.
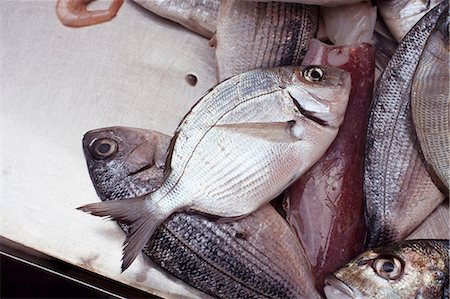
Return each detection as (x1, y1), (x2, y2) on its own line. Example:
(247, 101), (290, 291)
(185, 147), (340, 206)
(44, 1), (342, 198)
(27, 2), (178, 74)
(377, 0), (442, 42)
(83, 126), (321, 298)
(371, 30), (397, 80)
(247, 0), (364, 8)
(215, 0), (318, 81)
(79, 66), (351, 271)
(324, 239), (449, 299)
(364, 2), (447, 249)
(320, 2), (377, 45)
(285, 39), (374, 292)
(56, 0), (124, 27)
(132, 0), (219, 38)
(411, 11), (449, 194)
(408, 203), (450, 239)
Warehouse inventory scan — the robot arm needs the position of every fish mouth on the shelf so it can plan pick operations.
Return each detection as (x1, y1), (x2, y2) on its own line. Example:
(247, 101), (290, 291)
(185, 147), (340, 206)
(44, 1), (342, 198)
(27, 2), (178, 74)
(324, 276), (358, 299)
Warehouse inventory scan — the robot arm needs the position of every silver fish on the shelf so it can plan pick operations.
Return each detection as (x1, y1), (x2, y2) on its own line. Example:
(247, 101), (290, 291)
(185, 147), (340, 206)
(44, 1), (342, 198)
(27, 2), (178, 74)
(83, 126), (321, 298)
(214, 0), (318, 81)
(411, 10), (449, 194)
(79, 66), (351, 271)
(324, 239), (449, 299)
(377, 0), (442, 42)
(132, 0), (219, 38)
(364, 2), (447, 248)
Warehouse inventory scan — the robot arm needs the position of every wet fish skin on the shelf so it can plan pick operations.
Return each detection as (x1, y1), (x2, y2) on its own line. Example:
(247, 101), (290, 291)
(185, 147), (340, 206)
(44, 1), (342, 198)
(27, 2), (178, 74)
(83, 127), (169, 201)
(285, 39), (374, 293)
(215, 0), (318, 81)
(83, 126), (321, 298)
(79, 66), (351, 271)
(132, 0), (219, 38)
(411, 11), (449, 195)
(324, 239), (449, 299)
(377, 0), (442, 42)
(364, 2), (447, 249)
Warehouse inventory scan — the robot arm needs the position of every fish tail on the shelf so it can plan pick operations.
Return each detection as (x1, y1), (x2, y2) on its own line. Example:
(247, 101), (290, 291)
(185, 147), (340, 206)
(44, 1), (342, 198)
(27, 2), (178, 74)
(77, 196), (165, 272)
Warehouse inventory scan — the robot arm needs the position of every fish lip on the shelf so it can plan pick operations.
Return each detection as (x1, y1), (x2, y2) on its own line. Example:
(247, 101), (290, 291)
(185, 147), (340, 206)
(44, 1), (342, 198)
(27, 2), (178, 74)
(324, 275), (357, 299)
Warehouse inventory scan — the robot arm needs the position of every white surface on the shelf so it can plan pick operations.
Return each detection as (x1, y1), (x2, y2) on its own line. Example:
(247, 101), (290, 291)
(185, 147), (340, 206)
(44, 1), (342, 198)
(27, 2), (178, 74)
(1, 0), (216, 297)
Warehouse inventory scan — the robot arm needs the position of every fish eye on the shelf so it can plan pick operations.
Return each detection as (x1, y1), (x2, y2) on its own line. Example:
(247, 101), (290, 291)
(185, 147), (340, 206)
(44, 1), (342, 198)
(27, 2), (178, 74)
(372, 256), (403, 280)
(302, 66), (324, 82)
(90, 138), (118, 160)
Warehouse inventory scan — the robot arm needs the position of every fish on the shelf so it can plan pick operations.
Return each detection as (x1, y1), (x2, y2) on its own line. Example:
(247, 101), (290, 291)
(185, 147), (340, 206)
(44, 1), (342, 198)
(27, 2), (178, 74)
(285, 39), (374, 292)
(363, 2), (447, 249)
(376, 0), (442, 42)
(131, 0), (219, 39)
(371, 29), (398, 81)
(320, 2), (377, 46)
(246, 0), (364, 8)
(214, 0), (318, 81)
(411, 10), (449, 195)
(83, 126), (321, 298)
(324, 239), (449, 299)
(79, 65), (351, 271)
(56, 0), (124, 27)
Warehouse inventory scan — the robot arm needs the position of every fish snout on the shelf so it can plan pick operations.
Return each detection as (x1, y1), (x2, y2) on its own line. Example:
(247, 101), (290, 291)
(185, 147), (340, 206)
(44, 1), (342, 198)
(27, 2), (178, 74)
(324, 275), (356, 299)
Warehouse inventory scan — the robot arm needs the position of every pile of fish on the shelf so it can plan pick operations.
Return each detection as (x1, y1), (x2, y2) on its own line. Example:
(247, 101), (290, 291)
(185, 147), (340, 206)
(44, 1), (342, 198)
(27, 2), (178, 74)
(59, 0), (449, 298)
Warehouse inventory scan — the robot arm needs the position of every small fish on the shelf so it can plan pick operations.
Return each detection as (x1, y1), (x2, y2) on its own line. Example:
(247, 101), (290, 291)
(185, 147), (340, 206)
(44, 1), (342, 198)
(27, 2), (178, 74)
(324, 239), (449, 299)
(364, 2), (447, 248)
(132, 0), (219, 38)
(285, 39), (375, 293)
(83, 126), (321, 298)
(56, 0), (124, 27)
(376, 0), (442, 42)
(411, 10), (449, 195)
(79, 66), (351, 271)
(215, 0), (318, 81)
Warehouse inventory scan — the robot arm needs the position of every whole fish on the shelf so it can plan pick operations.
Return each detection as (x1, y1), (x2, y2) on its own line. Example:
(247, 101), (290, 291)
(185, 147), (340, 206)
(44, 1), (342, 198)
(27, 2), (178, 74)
(364, 2), (447, 248)
(411, 11), (449, 194)
(79, 66), (351, 271)
(285, 39), (374, 292)
(132, 0), (219, 38)
(56, 0), (124, 27)
(377, 0), (442, 42)
(214, 0), (318, 81)
(324, 239), (449, 299)
(83, 126), (321, 298)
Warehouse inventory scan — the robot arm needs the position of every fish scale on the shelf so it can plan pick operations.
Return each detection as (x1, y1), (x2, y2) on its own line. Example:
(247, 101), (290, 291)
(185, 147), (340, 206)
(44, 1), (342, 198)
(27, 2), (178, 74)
(364, 1), (447, 248)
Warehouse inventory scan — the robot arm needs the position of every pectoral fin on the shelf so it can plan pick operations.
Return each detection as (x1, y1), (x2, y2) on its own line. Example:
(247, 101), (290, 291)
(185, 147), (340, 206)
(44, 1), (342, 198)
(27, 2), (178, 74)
(214, 121), (303, 142)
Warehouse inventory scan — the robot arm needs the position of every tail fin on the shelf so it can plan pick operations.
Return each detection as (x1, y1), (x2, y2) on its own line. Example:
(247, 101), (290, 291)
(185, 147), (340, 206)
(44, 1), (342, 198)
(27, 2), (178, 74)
(77, 196), (165, 272)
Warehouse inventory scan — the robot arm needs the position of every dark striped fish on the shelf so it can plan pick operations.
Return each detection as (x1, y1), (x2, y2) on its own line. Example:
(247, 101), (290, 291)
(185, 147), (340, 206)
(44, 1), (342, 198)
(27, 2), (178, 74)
(214, 0), (318, 81)
(364, 2), (447, 249)
(83, 126), (320, 298)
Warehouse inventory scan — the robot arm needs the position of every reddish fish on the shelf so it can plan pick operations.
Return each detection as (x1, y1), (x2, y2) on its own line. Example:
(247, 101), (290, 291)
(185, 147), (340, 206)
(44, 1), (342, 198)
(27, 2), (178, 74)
(285, 39), (374, 292)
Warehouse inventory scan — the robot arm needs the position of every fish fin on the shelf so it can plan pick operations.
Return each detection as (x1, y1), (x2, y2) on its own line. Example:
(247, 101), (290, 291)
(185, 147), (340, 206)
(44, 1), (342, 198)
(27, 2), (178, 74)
(77, 197), (165, 272)
(214, 121), (302, 142)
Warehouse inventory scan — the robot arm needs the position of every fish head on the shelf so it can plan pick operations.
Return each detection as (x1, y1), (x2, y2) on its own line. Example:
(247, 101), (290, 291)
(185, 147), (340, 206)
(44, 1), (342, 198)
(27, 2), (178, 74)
(82, 126), (170, 200)
(286, 65), (351, 128)
(324, 240), (449, 299)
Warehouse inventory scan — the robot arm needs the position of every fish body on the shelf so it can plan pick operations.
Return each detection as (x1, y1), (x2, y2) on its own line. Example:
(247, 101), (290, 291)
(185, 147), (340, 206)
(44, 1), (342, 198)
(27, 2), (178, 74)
(80, 66), (351, 271)
(285, 39), (374, 292)
(411, 11), (449, 194)
(246, 0), (364, 7)
(377, 0), (442, 42)
(83, 126), (321, 298)
(324, 239), (449, 299)
(132, 0), (219, 38)
(364, 2), (447, 248)
(215, 0), (318, 81)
